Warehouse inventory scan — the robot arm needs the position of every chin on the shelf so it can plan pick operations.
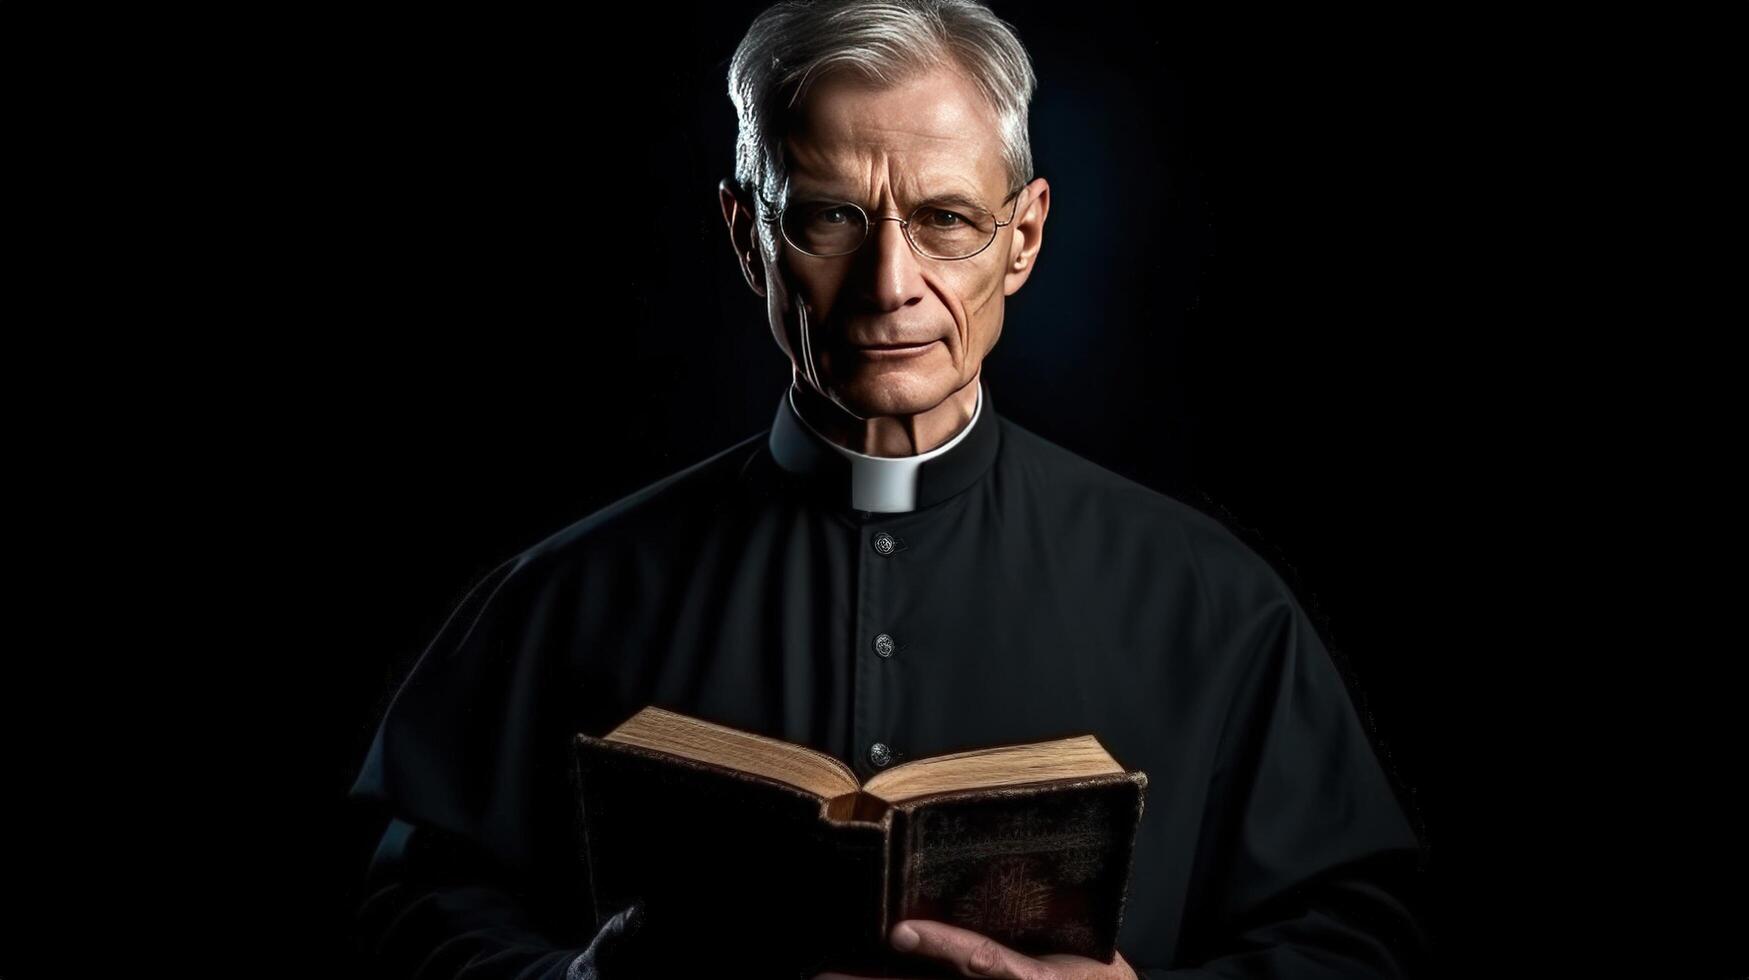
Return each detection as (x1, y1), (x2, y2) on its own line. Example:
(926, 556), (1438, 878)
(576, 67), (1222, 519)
(823, 366), (954, 419)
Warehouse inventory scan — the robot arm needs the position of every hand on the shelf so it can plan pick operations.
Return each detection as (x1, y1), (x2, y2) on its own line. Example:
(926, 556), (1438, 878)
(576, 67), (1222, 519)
(810, 919), (1139, 979)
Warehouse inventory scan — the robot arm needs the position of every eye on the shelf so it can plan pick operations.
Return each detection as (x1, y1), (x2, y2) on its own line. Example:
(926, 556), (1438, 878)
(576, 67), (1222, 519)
(804, 204), (855, 225)
(918, 207), (967, 228)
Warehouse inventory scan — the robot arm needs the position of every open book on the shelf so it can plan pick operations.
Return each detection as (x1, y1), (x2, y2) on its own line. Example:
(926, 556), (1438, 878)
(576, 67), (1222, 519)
(570, 706), (1149, 976)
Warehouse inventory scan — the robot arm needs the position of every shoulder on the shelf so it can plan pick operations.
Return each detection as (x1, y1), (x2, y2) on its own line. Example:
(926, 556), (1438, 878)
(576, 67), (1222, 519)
(383, 434), (774, 697)
(498, 428), (772, 582)
(995, 415), (1235, 550)
(996, 416), (1296, 626)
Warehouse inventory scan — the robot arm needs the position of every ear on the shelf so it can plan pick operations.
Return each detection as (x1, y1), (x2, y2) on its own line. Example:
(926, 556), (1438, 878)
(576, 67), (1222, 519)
(719, 178), (767, 298)
(1002, 177), (1050, 297)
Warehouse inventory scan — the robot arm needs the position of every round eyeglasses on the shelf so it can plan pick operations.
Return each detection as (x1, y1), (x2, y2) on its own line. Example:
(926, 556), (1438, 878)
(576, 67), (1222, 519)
(758, 188), (1023, 261)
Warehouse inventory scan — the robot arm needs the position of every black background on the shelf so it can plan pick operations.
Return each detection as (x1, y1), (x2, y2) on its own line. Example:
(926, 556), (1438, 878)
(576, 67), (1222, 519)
(5, 4), (1737, 979)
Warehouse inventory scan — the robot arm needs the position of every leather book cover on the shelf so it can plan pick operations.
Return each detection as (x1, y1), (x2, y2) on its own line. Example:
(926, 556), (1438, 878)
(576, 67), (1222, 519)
(571, 734), (889, 974)
(886, 772), (1149, 963)
(570, 733), (1147, 976)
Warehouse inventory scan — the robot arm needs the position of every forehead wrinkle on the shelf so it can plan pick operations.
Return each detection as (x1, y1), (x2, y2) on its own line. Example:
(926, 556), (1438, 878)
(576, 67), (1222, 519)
(787, 148), (994, 209)
(841, 123), (967, 144)
(826, 120), (995, 179)
(810, 72), (996, 144)
(787, 71), (1007, 203)
(795, 106), (972, 145)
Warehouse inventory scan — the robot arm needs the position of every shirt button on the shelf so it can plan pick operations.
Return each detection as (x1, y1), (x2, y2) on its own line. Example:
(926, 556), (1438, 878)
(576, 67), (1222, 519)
(871, 531), (897, 556)
(873, 633), (895, 657)
(869, 742), (893, 767)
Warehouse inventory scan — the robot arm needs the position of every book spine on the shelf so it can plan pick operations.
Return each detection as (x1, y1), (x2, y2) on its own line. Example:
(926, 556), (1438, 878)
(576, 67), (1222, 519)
(799, 815), (892, 976)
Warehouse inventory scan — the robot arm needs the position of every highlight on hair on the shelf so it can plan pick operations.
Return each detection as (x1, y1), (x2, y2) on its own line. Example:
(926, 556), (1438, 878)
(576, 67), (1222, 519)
(727, 0), (1038, 225)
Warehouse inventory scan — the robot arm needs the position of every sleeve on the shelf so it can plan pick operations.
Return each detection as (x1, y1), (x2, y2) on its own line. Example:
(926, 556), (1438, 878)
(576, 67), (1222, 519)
(346, 553), (653, 979)
(1137, 587), (1432, 978)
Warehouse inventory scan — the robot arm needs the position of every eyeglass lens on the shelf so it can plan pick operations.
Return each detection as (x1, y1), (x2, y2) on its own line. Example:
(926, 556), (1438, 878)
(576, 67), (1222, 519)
(782, 200), (1002, 259)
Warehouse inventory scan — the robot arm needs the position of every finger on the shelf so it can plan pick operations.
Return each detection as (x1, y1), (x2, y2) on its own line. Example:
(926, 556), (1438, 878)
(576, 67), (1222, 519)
(1040, 948), (1138, 979)
(892, 919), (1049, 979)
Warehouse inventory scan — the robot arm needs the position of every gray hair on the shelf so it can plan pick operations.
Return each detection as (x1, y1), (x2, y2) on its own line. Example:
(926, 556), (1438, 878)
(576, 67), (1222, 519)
(727, 0), (1038, 219)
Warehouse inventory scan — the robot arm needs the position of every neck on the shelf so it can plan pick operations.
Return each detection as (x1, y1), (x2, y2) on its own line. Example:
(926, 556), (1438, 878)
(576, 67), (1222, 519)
(790, 371), (981, 458)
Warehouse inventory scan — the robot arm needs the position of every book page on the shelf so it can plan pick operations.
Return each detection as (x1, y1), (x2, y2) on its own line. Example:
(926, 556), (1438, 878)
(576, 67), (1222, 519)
(604, 706), (861, 799)
(863, 734), (1123, 803)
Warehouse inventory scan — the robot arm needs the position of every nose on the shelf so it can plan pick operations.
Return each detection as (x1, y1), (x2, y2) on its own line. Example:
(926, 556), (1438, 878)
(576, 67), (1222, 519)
(860, 214), (925, 313)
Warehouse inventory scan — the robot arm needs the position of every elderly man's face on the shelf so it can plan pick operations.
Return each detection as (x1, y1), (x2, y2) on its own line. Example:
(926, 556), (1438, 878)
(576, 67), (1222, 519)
(722, 65), (1049, 421)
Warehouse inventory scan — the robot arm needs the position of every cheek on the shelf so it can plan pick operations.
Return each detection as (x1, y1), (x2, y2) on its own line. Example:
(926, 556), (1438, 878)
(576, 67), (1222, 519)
(764, 274), (795, 357)
(952, 268), (1006, 353)
(764, 255), (803, 329)
(766, 261), (851, 366)
(782, 267), (849, 332)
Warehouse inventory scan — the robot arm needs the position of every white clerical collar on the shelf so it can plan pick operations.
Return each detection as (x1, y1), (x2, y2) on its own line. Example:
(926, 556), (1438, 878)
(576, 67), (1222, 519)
(769, 380), (985, 513)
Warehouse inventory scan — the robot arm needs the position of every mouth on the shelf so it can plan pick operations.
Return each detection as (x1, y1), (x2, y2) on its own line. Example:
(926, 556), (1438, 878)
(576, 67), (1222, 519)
(849, 339), (941, 360)
(853, 340), (940, 350)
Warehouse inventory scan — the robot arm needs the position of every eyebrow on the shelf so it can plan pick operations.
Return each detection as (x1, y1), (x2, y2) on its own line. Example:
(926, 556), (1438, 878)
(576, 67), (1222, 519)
(788, 187), (994, 210)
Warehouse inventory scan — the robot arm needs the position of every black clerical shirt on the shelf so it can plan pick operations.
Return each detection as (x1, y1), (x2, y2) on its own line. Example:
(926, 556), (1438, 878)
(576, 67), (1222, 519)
(348, 380), (1429, 978)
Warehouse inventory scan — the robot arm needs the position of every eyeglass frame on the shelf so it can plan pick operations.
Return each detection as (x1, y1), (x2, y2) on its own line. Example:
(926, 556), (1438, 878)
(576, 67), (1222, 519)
(752, 183), (1026, 262)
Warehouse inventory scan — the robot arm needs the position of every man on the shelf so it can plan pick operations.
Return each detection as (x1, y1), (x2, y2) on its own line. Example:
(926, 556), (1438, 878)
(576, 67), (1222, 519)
(348, 1), (1429, 977)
